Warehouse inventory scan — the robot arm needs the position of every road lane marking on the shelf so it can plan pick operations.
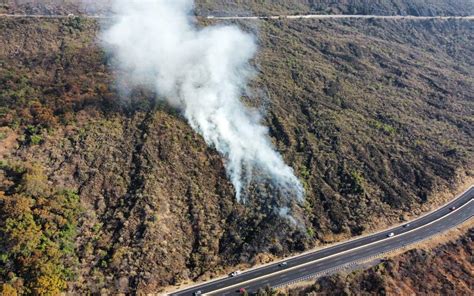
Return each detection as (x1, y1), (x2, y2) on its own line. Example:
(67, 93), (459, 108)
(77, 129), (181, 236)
(334, 258), (346, 264)
(177, 194), (474, 295)
(208, 15), (474, 21)
(172, 187), (473, 295)
(3, 14), (472, 20)
(198, 199), (473, 295)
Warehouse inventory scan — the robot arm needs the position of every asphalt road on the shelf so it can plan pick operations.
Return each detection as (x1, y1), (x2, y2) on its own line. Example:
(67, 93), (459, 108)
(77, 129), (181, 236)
(0, 14), (473, 21)
(207, 15), (474, 20)
(171, 186), (473, 295)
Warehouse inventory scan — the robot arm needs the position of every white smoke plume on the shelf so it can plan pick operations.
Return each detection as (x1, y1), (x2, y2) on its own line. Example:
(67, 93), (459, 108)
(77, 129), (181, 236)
(102, 0), (304, 202)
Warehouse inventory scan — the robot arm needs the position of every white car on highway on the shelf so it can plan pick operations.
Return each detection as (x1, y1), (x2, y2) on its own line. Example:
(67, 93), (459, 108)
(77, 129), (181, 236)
(387, 232), (395, 237)
(229, 271), (241, 277)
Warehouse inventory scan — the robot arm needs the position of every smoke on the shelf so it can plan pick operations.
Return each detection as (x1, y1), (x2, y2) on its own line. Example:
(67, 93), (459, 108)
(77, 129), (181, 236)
(102, 0), (304, 203)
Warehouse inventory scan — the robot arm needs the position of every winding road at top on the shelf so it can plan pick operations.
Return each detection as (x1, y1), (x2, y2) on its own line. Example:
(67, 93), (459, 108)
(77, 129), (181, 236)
(206, 14), (474, 20)
(0, 13), (473, 20)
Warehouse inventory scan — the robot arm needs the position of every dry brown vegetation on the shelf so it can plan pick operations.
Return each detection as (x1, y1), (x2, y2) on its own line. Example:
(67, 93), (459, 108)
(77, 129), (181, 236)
(197, 0), (474, 17)
(286, 227), (473, 296)
(0, 2), (473, 294)
(2, 0), (474, 17)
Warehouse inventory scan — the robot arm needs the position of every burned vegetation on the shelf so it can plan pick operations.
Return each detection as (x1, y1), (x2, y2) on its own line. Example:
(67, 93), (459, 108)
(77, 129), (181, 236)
(0, 3), (473, 294)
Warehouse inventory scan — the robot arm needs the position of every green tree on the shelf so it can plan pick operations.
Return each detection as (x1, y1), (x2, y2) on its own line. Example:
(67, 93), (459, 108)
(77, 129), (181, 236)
(0, 163), (82, 295)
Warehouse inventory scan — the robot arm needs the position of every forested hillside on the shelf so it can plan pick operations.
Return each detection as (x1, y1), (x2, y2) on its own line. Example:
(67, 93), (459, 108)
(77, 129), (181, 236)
(197, 0), (474, 16)
(0, 2), (473, 294)
(2, 0), (474, 16)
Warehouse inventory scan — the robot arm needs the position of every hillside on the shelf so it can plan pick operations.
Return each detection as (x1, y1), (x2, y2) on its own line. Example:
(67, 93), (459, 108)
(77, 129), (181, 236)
(0, 5), (473, 296)
(2, 0), (474, 16)
(288, 228), (473, 295)
(197, 0), (474, 16)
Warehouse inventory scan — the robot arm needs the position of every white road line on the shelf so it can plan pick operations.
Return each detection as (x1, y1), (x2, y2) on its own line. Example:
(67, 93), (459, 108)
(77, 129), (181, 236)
(202, 199), (472, 295)
(0, 13), (106, 18)
(173, 189), (473, 295)
(208, 15), (474, 21)
(0, 13), (473, 21)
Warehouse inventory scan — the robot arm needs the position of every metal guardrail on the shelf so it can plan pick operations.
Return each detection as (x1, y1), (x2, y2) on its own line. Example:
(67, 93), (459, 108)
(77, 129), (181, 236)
(273, 214), (473, 290)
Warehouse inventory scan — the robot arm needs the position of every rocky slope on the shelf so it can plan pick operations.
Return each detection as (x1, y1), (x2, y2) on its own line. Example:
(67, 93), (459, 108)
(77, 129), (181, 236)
(0, 5), (473, 295)
(288, 228), (473, 296)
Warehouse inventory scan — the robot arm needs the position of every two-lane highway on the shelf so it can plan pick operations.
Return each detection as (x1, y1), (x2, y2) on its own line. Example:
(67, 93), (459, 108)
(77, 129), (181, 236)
(171, 186), (473, 295)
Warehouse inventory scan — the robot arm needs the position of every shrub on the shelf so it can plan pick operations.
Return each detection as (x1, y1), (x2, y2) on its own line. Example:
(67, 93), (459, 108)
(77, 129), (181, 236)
(349, 170), (365, 194)
(24, 125), (45, 146)
(0, 284), (18, 296)
(0, 163), (82, 295)
(29, 134), (43, 145)
(32, 274), (67, 296)
(19, 164), (49, 197)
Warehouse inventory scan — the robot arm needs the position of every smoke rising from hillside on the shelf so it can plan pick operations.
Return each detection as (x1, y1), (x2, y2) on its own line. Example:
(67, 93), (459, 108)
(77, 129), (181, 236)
(102, 0), (303, 203)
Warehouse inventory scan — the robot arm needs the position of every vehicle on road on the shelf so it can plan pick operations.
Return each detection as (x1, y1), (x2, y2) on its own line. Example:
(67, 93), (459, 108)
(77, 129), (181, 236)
(279, 262), (288, 267)
(229, 271), (241, 277)
(193, 291), (201, 296)
(450, 206), (456, 211)
(170, 188), (473, 296)
(239, 288), (247, 294)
